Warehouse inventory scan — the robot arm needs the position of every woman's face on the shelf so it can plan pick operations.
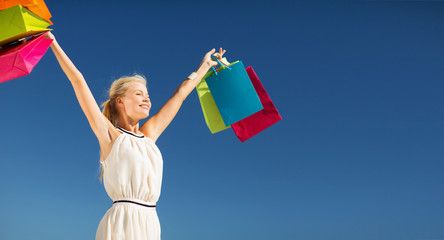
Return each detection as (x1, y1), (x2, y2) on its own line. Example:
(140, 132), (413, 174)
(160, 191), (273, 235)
(117, 82), (151, 120)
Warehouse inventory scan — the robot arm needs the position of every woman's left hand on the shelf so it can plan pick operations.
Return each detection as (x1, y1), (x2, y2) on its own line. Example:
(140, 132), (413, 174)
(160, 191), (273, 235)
(201, 48), (227, 69)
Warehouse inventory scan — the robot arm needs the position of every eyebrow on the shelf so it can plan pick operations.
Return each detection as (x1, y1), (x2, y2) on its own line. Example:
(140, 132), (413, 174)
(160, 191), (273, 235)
(134, 90), (149, 95)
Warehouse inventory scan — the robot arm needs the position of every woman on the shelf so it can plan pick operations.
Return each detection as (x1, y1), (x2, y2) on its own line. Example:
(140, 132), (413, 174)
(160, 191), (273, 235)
(45, 32), (225, 239)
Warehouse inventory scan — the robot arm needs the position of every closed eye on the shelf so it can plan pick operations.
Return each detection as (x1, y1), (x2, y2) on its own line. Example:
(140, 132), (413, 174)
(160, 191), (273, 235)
(135, 90), (149, 98)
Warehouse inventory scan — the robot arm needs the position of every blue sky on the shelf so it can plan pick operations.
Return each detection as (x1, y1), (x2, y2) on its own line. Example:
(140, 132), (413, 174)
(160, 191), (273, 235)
(1, 0), (444, 239)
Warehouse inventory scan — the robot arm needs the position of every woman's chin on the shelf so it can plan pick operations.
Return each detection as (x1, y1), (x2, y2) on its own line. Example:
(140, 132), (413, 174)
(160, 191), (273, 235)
(141, 111), (150, 118)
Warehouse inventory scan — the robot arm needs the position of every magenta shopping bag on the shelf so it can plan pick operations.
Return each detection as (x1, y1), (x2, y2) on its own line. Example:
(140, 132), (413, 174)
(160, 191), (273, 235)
(231, 66), (281, 142)
(0, 31), (53, 83)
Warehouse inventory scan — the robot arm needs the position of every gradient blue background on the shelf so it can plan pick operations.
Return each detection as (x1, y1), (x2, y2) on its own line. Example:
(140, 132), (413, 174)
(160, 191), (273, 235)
(1, 0), (444, 239)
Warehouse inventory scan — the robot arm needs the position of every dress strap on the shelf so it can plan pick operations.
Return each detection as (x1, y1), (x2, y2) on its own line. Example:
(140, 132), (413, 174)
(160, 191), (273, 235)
(116, 127), (145, 138)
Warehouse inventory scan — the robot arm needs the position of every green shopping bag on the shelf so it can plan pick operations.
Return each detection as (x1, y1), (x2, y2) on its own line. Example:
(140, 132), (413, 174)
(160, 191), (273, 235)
(196, 58), (239, 134)
(0, 4), (51, 46)
(0, 0), (53, 25)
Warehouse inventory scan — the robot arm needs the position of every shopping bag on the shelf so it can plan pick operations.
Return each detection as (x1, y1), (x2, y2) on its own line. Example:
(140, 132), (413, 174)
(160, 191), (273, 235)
(205, 61), (264, 127)
(0, 31), (53, 83)
(196, 58), (237, 134)
(196, 78), (230, 134)
(0, 0), (52, 24)
(0, 4), (51, 46)
(231, 66), (282, 142)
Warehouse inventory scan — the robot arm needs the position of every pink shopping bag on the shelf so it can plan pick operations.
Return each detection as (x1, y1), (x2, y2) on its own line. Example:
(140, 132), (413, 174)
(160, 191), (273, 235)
(231, 66), (282, 142)
(0, 31), (53, 83)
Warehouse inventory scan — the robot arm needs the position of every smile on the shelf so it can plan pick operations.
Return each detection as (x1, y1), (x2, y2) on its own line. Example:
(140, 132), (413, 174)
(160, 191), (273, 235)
(139, 105), (149, 110)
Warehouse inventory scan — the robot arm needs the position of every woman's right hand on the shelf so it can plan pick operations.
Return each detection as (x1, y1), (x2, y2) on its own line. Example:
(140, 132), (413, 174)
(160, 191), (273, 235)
(44, 31), (55, 40)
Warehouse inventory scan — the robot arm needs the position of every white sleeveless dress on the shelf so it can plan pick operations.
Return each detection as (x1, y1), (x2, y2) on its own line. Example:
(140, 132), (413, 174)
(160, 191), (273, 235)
(96, 127), (163, 240)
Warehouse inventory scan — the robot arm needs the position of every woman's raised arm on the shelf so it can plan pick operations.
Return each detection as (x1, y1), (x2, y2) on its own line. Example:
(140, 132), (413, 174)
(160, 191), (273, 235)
(46, 32), (115, 147)
(140, 48), (226, 142)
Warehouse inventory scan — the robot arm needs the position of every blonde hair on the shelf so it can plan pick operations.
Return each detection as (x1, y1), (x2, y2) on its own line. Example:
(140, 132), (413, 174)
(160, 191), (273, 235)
(99, 74), (147, 180)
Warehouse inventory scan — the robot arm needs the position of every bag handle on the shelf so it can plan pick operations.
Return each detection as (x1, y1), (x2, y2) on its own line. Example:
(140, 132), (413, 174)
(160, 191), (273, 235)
(211, 54), (231, 75)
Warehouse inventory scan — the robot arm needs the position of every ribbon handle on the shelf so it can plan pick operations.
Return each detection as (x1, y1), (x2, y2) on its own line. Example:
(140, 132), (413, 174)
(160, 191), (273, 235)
(211, 54), (231, 75)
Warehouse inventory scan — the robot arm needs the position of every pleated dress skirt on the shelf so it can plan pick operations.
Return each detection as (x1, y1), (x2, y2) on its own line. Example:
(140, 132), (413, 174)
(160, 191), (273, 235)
(96, 200), (161, 240)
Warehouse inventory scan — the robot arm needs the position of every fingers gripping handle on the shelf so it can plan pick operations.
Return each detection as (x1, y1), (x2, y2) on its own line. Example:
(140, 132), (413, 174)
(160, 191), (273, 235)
(211, 54), (231, 75)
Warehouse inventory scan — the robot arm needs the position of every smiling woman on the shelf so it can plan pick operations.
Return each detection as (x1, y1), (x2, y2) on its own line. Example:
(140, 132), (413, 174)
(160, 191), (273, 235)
(44, 30), (226, 240)
(101, 75), (149, 132)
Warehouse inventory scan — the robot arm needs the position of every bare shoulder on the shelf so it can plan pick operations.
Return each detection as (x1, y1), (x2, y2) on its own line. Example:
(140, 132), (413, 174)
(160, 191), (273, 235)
(98, 122), (122, 162)
(139, 120), (158, 142)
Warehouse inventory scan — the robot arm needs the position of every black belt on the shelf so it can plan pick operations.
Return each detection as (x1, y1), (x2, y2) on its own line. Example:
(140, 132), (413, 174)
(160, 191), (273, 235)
(113, 200), (156, 208)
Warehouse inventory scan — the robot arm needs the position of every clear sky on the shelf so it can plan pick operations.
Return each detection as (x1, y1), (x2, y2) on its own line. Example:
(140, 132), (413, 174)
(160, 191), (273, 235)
(1, 0), (444, 239)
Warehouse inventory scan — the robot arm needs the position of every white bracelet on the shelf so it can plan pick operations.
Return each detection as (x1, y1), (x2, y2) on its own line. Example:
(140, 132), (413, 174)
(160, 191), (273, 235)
(187, 72), (197, 80)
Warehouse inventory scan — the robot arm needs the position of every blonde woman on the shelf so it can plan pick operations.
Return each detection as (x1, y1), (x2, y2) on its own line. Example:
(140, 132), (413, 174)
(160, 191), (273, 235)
(45, 32), (225, 240)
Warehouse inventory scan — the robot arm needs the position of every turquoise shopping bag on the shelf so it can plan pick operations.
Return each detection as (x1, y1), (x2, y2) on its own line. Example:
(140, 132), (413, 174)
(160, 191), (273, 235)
(205, 61), (263, 127)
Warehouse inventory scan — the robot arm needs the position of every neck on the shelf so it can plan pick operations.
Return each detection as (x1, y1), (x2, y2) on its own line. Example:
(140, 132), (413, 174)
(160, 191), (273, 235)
(116, 122), (140, 133)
